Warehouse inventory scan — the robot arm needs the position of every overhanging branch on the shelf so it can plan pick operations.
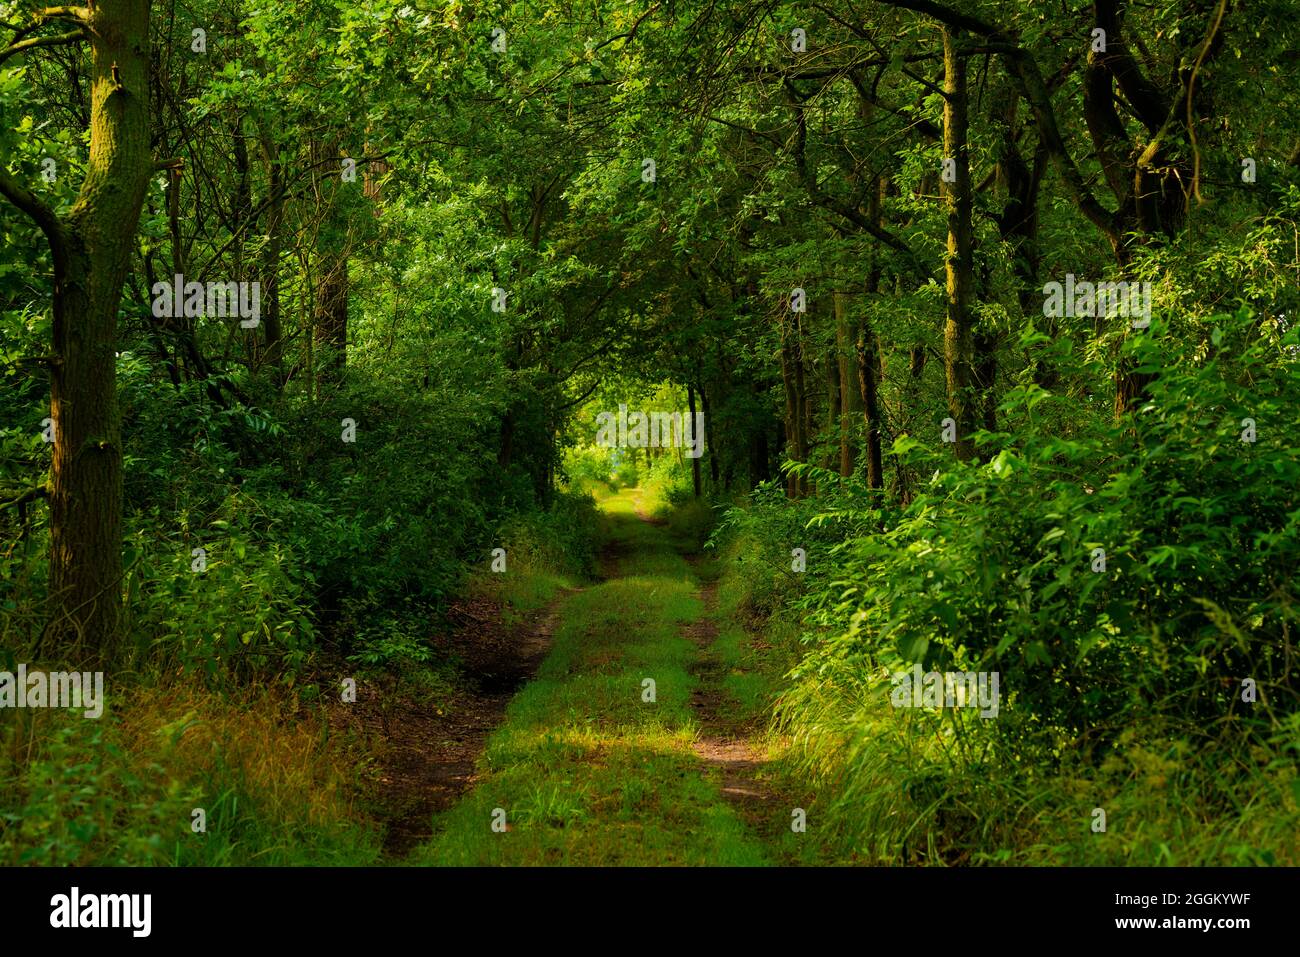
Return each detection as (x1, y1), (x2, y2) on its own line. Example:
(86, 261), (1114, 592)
(0, 26), (84, 66)
(872, 0), (1124, 253)
(0, 167), (67, 262)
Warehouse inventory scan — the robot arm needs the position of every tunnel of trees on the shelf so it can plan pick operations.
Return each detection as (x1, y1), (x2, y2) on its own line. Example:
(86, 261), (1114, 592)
(1, 0), (1297, 868)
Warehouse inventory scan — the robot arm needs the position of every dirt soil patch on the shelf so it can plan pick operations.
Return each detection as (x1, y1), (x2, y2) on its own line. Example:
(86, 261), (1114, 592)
(329, 591), (563, 860)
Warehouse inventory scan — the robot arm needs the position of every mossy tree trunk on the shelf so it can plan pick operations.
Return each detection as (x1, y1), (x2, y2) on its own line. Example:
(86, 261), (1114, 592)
(0, 2), (157, 658)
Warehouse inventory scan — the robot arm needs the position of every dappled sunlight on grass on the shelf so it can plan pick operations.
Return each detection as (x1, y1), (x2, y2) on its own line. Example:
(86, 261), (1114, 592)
(414, 488), (770, 866)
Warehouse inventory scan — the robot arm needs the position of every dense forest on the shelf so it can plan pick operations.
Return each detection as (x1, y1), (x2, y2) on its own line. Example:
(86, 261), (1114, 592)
(1, 0), (1297, 868)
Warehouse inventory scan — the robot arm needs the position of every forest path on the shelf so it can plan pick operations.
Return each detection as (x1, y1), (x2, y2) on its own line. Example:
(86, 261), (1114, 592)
(357, 589), (567, 860)
(407, 487), (789, 865)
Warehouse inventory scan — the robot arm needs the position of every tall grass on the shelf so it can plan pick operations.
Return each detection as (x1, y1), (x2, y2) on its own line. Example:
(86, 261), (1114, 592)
(0, 678), (380, 865)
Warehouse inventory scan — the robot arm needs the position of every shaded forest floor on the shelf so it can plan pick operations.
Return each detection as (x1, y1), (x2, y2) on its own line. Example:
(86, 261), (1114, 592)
(335, 590), (566, 858)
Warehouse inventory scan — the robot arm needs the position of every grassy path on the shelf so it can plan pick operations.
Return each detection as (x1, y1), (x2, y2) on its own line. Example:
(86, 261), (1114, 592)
(411, 489), (787, 866)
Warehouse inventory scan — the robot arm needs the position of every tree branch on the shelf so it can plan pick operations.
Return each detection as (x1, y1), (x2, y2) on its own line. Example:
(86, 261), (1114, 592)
(0, 167), (67, 262)
(1093, 0), (1171, 136)
(872, 0), (1123, 254)
(34, 7), (90, 24)
(556, 381), (599, 412)
(0, 26), (83, 66)
(870, 0), (1007, 38)
(785, 79), (927, 277)
(0, 484), (49, 511)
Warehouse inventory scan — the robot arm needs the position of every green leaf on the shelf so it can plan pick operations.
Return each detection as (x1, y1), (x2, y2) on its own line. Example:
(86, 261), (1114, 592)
(896, 632), (929, 664)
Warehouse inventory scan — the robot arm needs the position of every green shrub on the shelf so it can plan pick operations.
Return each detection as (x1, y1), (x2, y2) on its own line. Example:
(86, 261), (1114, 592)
(714, 310), (1300, 863)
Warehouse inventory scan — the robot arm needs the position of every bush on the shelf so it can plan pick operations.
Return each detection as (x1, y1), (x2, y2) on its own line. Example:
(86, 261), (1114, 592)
(712, 310), (1300, 863)
(495, 491), (601, 583)
(806, 311), (1299, 745)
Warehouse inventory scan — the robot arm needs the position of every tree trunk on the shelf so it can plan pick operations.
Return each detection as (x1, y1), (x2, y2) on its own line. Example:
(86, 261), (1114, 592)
(835, 291), (861, 477)
(858, 327), (885, 492)
(824, 342), (841, 472)
(779, 316), (808, 498)
(859, 176), (886, 493)
(259, 131), (285, 381)
(700, 382), (720, 489)
(313, 256), (348, 374)
(43, 1), (154, 658)
(752, 424), (770, 489)
(687, 384), (702, 499)
(942, 27), (978, 462)
(794, 318), (813, 496)
(311, 137), (348, 380)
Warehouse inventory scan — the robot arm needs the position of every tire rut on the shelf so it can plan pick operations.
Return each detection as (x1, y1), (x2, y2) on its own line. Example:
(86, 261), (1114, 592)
(681, 566), (782, 825)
